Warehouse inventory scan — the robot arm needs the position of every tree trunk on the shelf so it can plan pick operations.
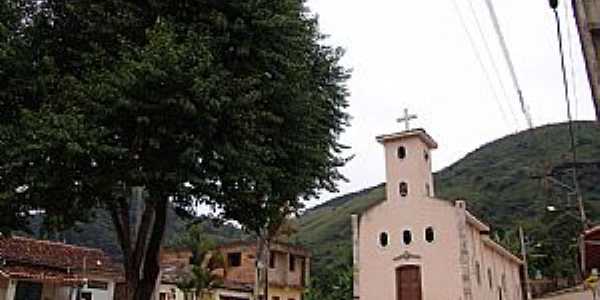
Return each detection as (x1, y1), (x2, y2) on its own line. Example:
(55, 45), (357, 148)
(110, 187), (169, 300)
(254, 234), (270, 300)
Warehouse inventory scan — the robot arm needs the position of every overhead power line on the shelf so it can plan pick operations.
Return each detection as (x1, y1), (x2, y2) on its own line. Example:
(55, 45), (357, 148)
(449, 0), (516, 132)
(563, 0), (580, 119)
(484, 0), (534, 129)
(465, 0), (520, 128)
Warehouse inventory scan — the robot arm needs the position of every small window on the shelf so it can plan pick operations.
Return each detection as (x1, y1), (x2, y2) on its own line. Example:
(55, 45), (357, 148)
(87, 280), (109, 290)
(425, 227), (435, 243)
(399, 182), (408, 197)
(424, 150), (429, 161)
(289, 254), (296, 272)
(227, 252), (242, 267)
(475, 261), (481, 285)
(81, 292), (92, 300)
(488, 268), (493, 289)
(397, 146), (407, 159)
(379, 232), (389, 247)
(269, 251), (276, 269)
(403, 230), (412, 245)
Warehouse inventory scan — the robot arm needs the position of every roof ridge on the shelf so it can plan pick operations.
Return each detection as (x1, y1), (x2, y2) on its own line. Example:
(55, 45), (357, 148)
(8, 236), (105, 254)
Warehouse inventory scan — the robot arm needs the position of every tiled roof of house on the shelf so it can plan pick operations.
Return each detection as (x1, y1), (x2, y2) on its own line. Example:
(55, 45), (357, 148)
(0, 264), (84, 284)
(0, 236), (122, 282)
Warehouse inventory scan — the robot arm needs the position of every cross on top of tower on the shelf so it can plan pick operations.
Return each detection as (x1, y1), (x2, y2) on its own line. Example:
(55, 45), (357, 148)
(396, 108), (417, 131)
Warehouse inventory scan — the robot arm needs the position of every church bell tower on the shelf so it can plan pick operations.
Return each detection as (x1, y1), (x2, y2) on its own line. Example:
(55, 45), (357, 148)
(376, 110), (438, 204)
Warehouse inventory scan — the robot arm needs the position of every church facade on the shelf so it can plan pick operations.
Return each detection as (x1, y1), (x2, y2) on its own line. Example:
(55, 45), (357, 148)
(352, 129), (524, 300)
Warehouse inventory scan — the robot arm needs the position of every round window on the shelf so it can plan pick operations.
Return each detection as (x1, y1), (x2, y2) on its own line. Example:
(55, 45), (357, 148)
(425, 227), (435, 243)
(399, 182), (408, 197)
(403, 230), (412, 245)
(397, 146), (407, 159)
(379, 232), (389, 247)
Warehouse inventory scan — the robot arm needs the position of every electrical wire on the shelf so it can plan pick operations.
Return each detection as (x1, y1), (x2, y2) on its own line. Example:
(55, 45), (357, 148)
(553, 8), (578, 163)
(465, 0), (520, 128)
(484, 0), (534, 129)
(563, 0), (579, 120)
(449, 0), (516, 133)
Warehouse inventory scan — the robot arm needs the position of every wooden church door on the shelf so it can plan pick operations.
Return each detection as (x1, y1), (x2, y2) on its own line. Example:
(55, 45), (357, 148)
(396, 265), (422, 300)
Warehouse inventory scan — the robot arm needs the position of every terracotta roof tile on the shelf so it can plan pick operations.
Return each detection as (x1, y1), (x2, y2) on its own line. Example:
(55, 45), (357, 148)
(0, 236), (120, 274)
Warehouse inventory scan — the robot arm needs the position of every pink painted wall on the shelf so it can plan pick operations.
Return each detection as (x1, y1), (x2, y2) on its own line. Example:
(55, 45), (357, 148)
(358, 196), (464, 300)
(467, 224), (523, 300)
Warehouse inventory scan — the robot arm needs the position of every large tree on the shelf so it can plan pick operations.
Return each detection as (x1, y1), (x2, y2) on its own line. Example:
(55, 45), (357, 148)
(1, 0), (349, 299)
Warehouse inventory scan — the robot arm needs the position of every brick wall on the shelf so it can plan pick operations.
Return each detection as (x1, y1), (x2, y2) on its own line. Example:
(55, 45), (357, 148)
(220, 243), (308, 289)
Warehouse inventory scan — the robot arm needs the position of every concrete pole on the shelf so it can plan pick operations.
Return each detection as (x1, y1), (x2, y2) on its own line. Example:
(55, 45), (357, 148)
(571, 0), (600, 120)
(520, 227), (532, 300)
(351, 215), (360, 300)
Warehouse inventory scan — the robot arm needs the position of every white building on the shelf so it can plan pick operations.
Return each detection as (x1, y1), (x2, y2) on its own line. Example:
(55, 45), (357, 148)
(0, 236), (121, 300)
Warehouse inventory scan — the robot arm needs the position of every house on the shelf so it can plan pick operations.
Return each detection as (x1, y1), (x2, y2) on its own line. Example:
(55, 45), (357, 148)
(216, 241), (310, 300)
(582, 225), (600, 277)
(352, 127), (524, 300)
(156, 248), (197, 300)
(156, 241), (311, 300)
(0, 236), (121, 300)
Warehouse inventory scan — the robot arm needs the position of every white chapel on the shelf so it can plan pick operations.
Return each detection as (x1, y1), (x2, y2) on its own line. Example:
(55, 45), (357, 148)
(351, 126), (524, 300)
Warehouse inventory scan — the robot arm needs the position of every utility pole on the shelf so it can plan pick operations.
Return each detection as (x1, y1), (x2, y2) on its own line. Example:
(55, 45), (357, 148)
(520, 227), (533, 300)
(571, 0), (600, 120)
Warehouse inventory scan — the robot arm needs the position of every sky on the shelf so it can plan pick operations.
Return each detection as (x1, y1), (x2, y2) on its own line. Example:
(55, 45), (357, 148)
(305, 0), (597, 207)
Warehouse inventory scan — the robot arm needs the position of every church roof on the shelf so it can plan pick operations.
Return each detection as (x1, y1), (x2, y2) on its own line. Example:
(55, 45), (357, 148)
(482, 236), (523, 265)
(376, 129), (438, 149)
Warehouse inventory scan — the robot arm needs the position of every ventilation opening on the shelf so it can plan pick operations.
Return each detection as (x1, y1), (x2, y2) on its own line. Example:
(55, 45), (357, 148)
(397, 146), (407, 159)
(403, 230), (412, 245)
(379, 232), (389, 247)
(425, 227), (435, 243)
(399, 182), (408, 197)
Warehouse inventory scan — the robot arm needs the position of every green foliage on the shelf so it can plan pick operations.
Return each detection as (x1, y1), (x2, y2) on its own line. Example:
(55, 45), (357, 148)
(175, 225), (225, 297)
(304, 246), (353, 300)
(1, 1), (349, 298)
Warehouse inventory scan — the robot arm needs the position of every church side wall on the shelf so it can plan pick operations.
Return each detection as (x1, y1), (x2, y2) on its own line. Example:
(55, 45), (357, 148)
(358, 198), (464, 300)
(467, 224), (523, 300)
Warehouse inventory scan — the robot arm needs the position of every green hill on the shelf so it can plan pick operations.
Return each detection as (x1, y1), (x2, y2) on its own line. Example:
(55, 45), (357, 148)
(293, 121), (600, 275)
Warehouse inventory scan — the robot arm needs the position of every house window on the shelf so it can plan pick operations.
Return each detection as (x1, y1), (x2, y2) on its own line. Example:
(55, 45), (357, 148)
(424, 150), (429, 161)
(488, 268), (493, 289)
(87, 280), (109, 290)
(227, 252), (242, 267)
(475, 261), (481, 285)
(399, 182), (408, 197)
(397, 146), (407, 159)
(81, 292), (93, 300)
(403, 230), (412, 245)
(289, 254), (296, 272)
(270, 251), (276, 269)
(425, 227), (435, 243)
